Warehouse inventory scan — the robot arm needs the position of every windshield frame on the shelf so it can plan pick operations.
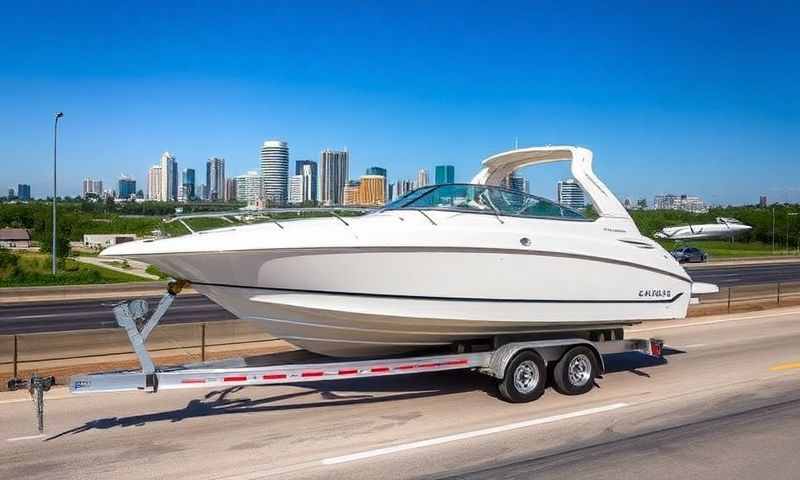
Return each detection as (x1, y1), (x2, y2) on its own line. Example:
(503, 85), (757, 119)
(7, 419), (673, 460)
(380, 183), (593, 222)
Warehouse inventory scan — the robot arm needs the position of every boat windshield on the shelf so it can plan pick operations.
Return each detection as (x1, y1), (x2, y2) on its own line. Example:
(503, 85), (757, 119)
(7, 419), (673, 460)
(384, 184), (585, 220)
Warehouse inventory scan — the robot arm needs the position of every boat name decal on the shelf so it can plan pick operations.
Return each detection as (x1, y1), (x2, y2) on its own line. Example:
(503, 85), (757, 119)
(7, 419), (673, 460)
(604, 228), (626, 233)
(638, 289), (672, 298)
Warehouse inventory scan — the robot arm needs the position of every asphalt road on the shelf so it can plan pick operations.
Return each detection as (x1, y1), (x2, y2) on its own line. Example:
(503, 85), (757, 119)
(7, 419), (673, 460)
(1, 261), (800, 335)
(1, 307), (799, 479)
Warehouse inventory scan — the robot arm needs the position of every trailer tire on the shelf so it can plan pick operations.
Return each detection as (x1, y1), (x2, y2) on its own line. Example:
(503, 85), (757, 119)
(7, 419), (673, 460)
(553, 346), (598, 396)
(497, 350), (547, 403)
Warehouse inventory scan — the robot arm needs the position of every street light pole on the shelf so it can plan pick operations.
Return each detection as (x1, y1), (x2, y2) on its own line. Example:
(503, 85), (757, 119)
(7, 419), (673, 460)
(52, 112), (64, 275)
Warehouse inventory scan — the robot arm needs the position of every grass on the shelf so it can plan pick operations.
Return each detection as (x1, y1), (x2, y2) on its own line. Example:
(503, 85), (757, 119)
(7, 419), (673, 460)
(656, 239), (793, 258)
(145, 264), (171, 280)
(0, 251), (147, 287)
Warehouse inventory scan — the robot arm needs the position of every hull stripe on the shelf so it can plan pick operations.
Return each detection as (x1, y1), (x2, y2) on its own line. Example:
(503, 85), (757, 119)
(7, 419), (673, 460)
(191, 281), (684, 304)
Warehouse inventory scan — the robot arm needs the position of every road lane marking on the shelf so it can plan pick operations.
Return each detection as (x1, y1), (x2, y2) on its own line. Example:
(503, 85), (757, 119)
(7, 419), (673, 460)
(671, 343), (707, 349)
(7, 434), (46, 442)
(320, 402), (629, 465)
(769, 362), (800, 372)
(0, 394), (74, 405)
(631, 309), (800, 333)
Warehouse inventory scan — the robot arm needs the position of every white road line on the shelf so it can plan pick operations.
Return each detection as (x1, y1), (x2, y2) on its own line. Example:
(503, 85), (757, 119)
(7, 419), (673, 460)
(7, 434), (45, 442)
(631, 309), (800, 333)
(671, 343), (707, 349)
(320, 402), (629, 465)
(0, 394), (73, 405)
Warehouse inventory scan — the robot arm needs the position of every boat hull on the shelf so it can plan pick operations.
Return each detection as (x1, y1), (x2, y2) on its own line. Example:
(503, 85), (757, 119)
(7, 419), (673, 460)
(130, 244), (691, 357)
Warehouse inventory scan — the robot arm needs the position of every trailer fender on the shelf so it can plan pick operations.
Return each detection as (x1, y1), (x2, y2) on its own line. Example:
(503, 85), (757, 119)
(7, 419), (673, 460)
(485, 339), (605, 379)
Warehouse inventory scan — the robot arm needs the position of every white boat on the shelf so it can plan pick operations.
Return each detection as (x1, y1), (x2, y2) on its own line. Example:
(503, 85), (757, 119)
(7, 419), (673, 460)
(654, 217), (752, 240)
(101, 146), (715, 357)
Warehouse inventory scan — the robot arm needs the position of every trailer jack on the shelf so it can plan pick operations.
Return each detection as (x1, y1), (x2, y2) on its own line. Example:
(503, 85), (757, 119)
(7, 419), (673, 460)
(7, 374), (55, 433)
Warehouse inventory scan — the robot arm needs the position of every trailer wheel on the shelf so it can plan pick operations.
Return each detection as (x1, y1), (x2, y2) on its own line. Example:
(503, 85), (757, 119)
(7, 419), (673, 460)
(498, 350), (547, 403)
(553, 346), (598, 396)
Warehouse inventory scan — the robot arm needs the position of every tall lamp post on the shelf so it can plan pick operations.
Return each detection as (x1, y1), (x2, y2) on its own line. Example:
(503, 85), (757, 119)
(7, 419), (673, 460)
(52, 112), (64, 275)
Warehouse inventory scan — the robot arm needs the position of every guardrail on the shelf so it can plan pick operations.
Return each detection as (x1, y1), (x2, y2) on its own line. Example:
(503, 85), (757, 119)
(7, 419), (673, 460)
(3, 282), (800, 390)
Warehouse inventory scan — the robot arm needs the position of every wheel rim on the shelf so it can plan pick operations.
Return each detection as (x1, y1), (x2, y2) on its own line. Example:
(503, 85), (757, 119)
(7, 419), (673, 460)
(513, 360), (539, 394)
(568, 354), (592, 387)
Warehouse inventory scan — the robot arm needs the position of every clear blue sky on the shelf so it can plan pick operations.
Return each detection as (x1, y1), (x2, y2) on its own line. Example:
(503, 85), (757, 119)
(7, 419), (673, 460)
(1, 1), (797, 204)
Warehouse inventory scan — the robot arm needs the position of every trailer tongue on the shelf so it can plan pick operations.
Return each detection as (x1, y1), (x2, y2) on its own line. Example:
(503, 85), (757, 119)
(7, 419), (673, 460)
(11, 281), (665, 433)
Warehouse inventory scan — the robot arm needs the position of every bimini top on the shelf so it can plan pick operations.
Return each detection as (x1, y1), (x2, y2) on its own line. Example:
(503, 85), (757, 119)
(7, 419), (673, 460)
(470, 146), (631, 220)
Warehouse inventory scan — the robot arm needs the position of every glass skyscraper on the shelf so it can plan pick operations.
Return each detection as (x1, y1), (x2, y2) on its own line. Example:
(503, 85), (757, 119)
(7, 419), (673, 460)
(435, 165), (455, 184)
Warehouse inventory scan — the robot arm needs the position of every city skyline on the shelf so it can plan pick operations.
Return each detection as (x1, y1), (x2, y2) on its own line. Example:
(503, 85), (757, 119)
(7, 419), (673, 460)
(1, 3), (797, 204)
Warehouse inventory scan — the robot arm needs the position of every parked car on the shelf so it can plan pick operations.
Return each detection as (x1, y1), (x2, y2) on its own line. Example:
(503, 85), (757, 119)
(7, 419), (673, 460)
(670, 246), (708, 263)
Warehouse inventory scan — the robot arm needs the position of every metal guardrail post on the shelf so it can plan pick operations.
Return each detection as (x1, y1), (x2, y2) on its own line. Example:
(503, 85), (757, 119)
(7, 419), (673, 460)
(13, 335), (18, 379)
(727, 287), (732, 313)
(201, 323), (206, 362)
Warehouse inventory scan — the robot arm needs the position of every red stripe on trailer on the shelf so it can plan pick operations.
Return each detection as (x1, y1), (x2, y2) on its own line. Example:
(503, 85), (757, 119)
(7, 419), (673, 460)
(442, 359), (469, 366)
(263, 373), (287, 380)
(181, 379), (206, 384)
(338, 368), (358, 375)
(302, 371), (325, 377)
(371, 367), (390, 373)
(224, 375), (247, 382)
(395, 365), (415, 371)
(418, 363), (438, 368)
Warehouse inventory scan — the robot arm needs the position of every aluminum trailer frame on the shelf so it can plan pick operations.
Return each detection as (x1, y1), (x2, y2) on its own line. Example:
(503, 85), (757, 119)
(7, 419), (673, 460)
(67, 281), (663, 396)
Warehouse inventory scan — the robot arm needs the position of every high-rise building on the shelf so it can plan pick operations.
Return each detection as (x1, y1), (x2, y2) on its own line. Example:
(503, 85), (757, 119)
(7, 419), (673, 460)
(147, 165), (162, 200)
(320, 149), (349, 206)
(759, 195), (768, 207)
(81, 178), (103, 198)
(17, 184), (30, 201)
(435, 165), (455, 184)
(288, 175), (303, 204)
(159, 152), (176, 202)
(366, 166), (389, 200)
(557, 179), (585, 210)
(416, 169), (429, 189)
(260, 140), (289, 205)
(295, 160), (318, 202)
(504, 174), (528, 193)
(394, 179), (415, 199)
(343, 180), (360, 206)
(8, 188), (15, 199)
(358, 175), (386, 206)
(235, 171), (264, 205)
(182, 168), (196, 200)
(171, 161), (178, 202)
(118, 176), (136, 199)
(225, 178), (237, 202)
(206, 157), (226, 201)
(653, 194), (706, 213)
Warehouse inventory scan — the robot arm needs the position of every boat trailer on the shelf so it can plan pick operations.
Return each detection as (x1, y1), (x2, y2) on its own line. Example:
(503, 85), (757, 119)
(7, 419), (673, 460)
(9, 280), (665, 432)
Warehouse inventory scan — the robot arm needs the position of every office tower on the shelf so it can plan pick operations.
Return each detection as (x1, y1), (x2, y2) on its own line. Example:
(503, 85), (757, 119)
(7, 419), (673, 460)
(295, 160), (318, 202)
(182, 168), (196, 200)
(199, 184), (208, 201)
(172, 161), (178, 202)
(358, 175), (386, 206)
(342, 180), (360, 206)
(8, 188), (14, 198)
(147, 165), (162, 200)
(159, 152), (176, 202)
(435, 165), (455, 184)
(206, 157), (226, 201)
(82, 178), (103, 198)
(235, 171), (264, 205)
(17, 184), (31, 201)
(320, 149), (349, 206)
(504, 173), (528, 193)
(225, 178), (237, 202)
(118, 176), (136, 199)
(417, 169), (429, 188)
(394, 179), (415, 199)
(557, 179), (586, 209)
(288, 175), (303, 204)
(366, 166), (388, 200)
(759, 196), (768, 207)
(260, 140), (288, 205)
